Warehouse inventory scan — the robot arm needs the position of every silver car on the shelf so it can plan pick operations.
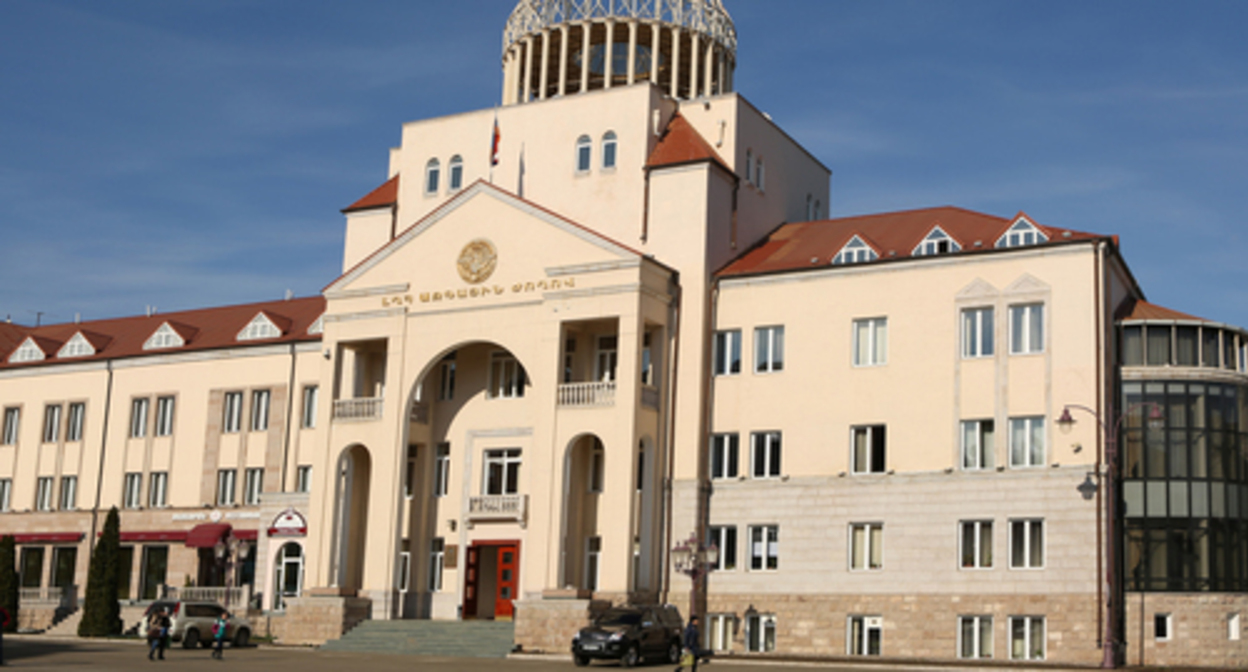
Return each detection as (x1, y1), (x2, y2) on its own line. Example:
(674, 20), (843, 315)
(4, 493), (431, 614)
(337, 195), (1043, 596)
(145, 600), (252, 649)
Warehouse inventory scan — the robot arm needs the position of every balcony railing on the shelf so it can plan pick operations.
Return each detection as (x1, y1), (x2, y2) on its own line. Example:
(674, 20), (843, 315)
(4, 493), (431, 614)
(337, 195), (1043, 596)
(161, 585), (252, 610)
(19, 585), (75, 606)
(466, 494), (528, 528)
(557, 381), (616, 408)
(332, 397), (384, 422)
(641, 385), (660, 410)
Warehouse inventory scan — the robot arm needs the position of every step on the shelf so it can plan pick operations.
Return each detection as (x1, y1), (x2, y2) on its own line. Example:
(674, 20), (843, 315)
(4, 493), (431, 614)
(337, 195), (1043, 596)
(43, 608), (82, 637)
(320, 620), (516, 658)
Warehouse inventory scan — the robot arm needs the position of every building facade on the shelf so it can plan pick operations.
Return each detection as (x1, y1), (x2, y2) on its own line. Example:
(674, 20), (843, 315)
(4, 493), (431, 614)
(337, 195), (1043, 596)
(1, 1), (1244, 667)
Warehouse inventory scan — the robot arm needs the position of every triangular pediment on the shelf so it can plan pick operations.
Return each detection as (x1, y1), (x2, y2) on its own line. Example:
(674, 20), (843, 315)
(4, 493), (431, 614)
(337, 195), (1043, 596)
(237, 312), (284, 341)
(1004, 273), (1050, 295)
(956, 278), (999, 300)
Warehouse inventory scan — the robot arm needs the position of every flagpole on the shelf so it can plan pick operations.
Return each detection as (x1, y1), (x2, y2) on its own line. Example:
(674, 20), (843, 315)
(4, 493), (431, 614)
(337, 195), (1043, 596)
(489, 109), (500, 184)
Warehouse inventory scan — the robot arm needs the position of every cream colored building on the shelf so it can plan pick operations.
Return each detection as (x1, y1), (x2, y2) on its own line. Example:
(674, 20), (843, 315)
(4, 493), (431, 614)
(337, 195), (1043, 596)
(1, 1), (1244, 667)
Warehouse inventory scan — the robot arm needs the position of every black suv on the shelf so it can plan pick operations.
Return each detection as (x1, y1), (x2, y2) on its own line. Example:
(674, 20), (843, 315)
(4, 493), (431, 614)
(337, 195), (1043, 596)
(572, 604), (684, 667)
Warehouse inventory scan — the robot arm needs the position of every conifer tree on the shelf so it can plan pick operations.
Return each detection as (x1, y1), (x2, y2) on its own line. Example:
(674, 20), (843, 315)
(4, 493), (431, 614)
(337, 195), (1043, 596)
(78, 507), (122, 636)
(0, 535), (17, 633)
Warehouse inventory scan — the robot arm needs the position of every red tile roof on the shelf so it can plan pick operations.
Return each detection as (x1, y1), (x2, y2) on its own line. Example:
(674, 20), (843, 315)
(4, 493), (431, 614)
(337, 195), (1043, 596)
(1117, 299), (1205, 323)
(0, 323), (28, 356)
(718, 207), (1103, 277)
(342, 174), (399, 213)
(645, 113), (732, 175)
(0, 296), (325, 369)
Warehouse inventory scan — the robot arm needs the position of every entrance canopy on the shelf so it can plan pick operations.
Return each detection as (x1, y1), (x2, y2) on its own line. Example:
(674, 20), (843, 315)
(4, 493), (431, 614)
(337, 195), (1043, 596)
(185, 523), (231, 548)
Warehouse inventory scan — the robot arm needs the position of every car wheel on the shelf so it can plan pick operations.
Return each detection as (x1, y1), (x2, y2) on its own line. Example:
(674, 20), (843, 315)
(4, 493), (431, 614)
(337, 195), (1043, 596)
(573, 653), (590, 667)
(183, 628), (199, 649)
(233, 628), (250, 648)
(667, 641), (681, 664)
(620, 644), (640, 668)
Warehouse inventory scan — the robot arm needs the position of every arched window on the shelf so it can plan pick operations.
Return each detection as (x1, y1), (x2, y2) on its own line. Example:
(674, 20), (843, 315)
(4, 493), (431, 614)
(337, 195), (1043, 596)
(576, 135), (592, 172)
(601, 132), (617, 170)
(448, 155), (464, 191)
(273, 542), (304, 611)
(425, 158), (440, 194)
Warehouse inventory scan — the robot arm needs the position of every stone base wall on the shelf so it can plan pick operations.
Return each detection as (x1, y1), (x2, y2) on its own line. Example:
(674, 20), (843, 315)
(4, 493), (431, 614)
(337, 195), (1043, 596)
(16, 605), (57, 632)
(513, 597), (611, 653)
(277, 595), (372, 646)
(1123, 592), (1248, 669)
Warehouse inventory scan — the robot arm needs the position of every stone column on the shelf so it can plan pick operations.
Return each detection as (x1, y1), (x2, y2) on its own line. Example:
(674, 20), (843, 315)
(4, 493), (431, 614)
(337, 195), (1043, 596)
(580, 22), (591, 93)
(539, 29), (551, 100)
(703, 40), (714, 98)
(522, 36), (535, 103)
(604, 20), (614, 89)
(689, 31), (700, 99)
(650, 22), (660, 85)
(669, 26), (681, 99)
(626, 20), (638, 85)
(558, 25), (569, 97)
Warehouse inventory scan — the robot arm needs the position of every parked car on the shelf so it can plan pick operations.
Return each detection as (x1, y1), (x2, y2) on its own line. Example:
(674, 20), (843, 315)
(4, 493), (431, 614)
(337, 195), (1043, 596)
(571, 605), (683, 667)
(143, 600), (253, 649)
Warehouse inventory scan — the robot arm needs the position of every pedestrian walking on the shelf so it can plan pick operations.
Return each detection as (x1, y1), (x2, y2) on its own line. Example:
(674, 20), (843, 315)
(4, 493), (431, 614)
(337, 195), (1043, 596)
(675, 615), (710, 671)
(211, 611), (229, 660)
(147, 608), (170, 661)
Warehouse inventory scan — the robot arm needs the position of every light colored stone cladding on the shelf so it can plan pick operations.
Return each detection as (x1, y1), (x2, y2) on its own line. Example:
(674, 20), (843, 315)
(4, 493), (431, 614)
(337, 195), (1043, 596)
(278, 595), (371, 646)
(513, 597), (611, 653)
(1123, 592), (1248, 669)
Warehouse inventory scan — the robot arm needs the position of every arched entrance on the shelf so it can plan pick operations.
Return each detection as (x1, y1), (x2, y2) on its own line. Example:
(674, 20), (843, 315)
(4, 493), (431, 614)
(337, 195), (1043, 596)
(331, 444), (371, 591)
(272, 542), (304, 610)
(561, 434), (604, 590)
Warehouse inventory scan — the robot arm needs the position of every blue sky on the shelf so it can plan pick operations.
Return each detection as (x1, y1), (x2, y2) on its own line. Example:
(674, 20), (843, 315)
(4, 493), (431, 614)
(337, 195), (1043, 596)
(2, 1), (1246, 328)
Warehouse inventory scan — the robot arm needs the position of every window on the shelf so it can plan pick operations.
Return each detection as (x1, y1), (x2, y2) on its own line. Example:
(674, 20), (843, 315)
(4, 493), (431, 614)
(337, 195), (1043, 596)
(708, 525), (737, 570)
(850, 523), (883, 571)
(852, 318), (887, 366)
(575, 135), (592, 172)
(448, 155), (463, 191)
(222, 392), (243, 433)
(755, 157), (765, 191)
(748, 525), (778, 571)
(295, 466), (312, 494)
(1009, 304), (1044, 354)
(959, 615), (993, 659)
(153, 396), (174, 437)
(601, 132), (617, 169)
(595, 335), (618, 382)
(438, 355), (456, 400)
(425, 158), (440, 193)
(35, 477), (54, 511)
(237, 314), (280, 340)
(745, 613), (776, 652)
(832, 236), (877, 265)
(1009, 616), (1045, 660)
(1009, 519), (1044, 569)
(434, 443), (450, 497)
(9, 338), (46, 363)
(584, 536), (601, 590)
(750, 431), (781, 478)
(960, 520), (993, 569)
(710, 433), (739, 480)
(123, 473), (142, 509)
(707, 614), (735, 652)
(914, 227), (961, 255)
(0, 479), (9, 512)
(483, 448), (521, 495)
(2, 408), (18, 445)
(1230, 613), (1241, 641)
(301, 385), (318, 429)
(143, 323), (185, 350)
(243, 468), (263, 505)
(1154, 613), (1172, 641)
(428, 538), (445, 591)
(744, 149), (753, 183)
(1202, 327), (1220, 367)
(996, 219), (1047, 248)
(148, 472), (167, 508)
(1008, 416), (1045, 467)
(128, 398), (148, 439)
(58, 332), (96, 358)
(59, 475), (77, 510)
(851, 425), (886, 474)
(251, 390), (271, 431)
(961, 419), (994, 470)
(398, 543), (411, 593)
(488, 352), (526, 398)
(847, 616), (882, 656)
(754, 326), (784, 373)
(404, 444), (419, 498)
(42, 404), (61, 443)
(66, 403), (84, 442)
(588, 444), (603, 493)
(713, 330), (741, 375)
(216, 469), (237, 506)
(962, 307), (994, 358)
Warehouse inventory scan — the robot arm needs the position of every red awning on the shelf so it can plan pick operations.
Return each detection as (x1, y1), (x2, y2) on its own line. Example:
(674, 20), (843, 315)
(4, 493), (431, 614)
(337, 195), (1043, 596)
(118, 531), (189, 543)
(185, 523), (231, 548)
(8, 533), (83, 544)
(233, 529), (258, 541)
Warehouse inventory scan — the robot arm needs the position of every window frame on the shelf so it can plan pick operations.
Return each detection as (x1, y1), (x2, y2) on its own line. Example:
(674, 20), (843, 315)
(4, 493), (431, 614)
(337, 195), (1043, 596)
(1008, 518), (1045, 570)
(713, 329), (742, 376)
(424, 158), (441, 194)
(1, 407), (18, 445)
(1154, 613), (1172, 642)
(59, 475), (77, 511)
(754, 325), (784, 373)
(301, 385), (318, 429)
(295, 466), (312, 494)
(958, 615), (994, 659)
(488, 352), (526, 399)
(601, 131), (617, 170)
(961, 419), (995, 470)
(747, 524), (779, 571)
(35, 476), (54, 511)
(148, 471), (168, 508)
(0, 478), (10, 512)
(43, 404), (62, 444)
(428, 538), (445, 592)
(849, 522), (884, 571)
(1008, 416), (1046, 468)
(222, 391), (243, 434)
(847, 615), (883, 656)
(123, 472), (143, 509)
(914, 227), (961, 256)
(962, 307), (994, 358)
(960, 520), (993, 569)
(850, 424), (887, 475)
(575, 135), (592, 173)
(710, 433), (740, 480)
(66, 402), (84, 442)
(250, 389), (271, 432)
(129, 398), (148, 439)
(216, 469), (237, 506)
(1009, 303), (1044, 355)
(243, 467), (263, 506)
(744, 613), (776, 652)
(1008, 615), (1045, 660)
(708, 525), (737, 571)
(434, 443), (450, 497)
(154, 396), (175, 437)
(749, 431), (781, 479)
(852, 317), (888, 367)
(482, 448), (521, 496)
(448, 155), (464, 191)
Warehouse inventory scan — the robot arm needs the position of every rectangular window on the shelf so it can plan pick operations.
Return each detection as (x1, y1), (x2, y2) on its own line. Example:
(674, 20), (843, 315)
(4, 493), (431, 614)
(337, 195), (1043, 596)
(960, 520), (993, 569)
(584, 536), (601, 591)
(1154, 613), (1172, 641)
(853, 318), (888, 366)
(1176, 326), (1199, 366)
(850, 522), (883, 571)
(1, 407), (18, 445)
(1009, 304), (1044, 354)
(0, 478), (10, 512)
(148, 472), (167, 508)
(295, 466), (312, 494)
(713, 330), (741, 375)
(750, 431), (781, 478)
(403, 444), (420, 498)
(1230, 612), (1241, 641)
(243, 467), (263, 505)
(961, 419), (995, 470)
(488, 353), (526, 398)
(708, 525), (737, 571)
(851, 425), (886, 474)
(154, 396), (175, 437)
(428, 538), (445, 592)
(397, 544), (411, 593)
(251, 390), (271, 431)
(223, 392), (243, 433)
(1008, 416), (1045, 467)
(847, 615), (882, 656)
(588, 447), (603, 493)
(745, 613), (776, 652)
(748, 525), (778, 571)
(1202, 327), (1219, 367)
(35, 476), (54, 511)
(1009, 615), (1045, 660)
(754, 326), (784, 373)
(1009, 519), (1044, 569)
(962, 307), (994, 358)
(434, 443), (450, 497)
(123, 472), (142, 509)
(43, 404), (62, 443)
(129, 398), (148, 438)
(439, 358), (456, 400)
(59, 475), (77, 510)
(595, 335), (618, 382)
(483, 448), (521, 495)
(959, 615), (993, 659)
(216, 469), (237, 506)
(710, 433), (739, 480)
(707, 614), (734, 652)
(301, 385), (318, 428)
(66, 403), (85, 442)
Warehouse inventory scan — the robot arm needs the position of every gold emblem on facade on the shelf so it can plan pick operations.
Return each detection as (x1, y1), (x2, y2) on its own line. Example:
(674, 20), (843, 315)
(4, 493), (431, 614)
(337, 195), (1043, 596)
(457, 239), (497, 284)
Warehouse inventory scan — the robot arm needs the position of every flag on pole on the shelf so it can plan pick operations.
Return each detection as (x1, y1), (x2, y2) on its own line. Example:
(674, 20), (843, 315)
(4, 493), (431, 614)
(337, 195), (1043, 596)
(491, 114), (501, 167)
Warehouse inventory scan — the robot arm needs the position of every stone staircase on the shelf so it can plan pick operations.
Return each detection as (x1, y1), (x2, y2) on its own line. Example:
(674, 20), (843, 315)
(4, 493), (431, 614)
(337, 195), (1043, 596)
(43, 604), (150, 637)
(41, 607), (81, 636)
(320, 620), (516, 658)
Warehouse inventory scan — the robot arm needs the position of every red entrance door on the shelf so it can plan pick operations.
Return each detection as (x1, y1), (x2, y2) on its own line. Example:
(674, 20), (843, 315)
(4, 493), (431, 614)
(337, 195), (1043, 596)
(494, 544), (518, 619)
(462, 545), (480, 618)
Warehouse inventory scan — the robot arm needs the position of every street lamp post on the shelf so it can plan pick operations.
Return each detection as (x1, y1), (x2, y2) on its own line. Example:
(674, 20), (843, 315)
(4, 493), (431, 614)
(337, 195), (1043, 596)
(671, 533), (719, 624)
(1057, 402), (1162, 669)
(213, 533), (252, 605)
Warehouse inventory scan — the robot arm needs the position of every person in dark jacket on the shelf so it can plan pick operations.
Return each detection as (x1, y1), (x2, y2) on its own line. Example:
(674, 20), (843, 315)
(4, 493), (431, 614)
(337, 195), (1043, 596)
(676, 615), (710, 671)
(147, 608), (171, 661)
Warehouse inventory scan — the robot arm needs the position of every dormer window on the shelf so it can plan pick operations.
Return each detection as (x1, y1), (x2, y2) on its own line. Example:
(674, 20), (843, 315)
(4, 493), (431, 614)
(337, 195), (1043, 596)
(913, 227), (961, 256)
(9, 338), (46, 364)
(58, 333), (96, 358)
(238, 313), (282, 341)
(996, 218), (1048, 248)
(833, 236), (879, 265)
(425, 158), (441, 194)
(144, 323), (185, 351)
(448, 155), (464, 191)
(307, 315), (324, 335)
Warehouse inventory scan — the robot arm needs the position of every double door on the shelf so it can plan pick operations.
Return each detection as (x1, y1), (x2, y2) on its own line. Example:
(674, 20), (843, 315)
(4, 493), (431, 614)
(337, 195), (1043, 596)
(462, 541), (519, 620)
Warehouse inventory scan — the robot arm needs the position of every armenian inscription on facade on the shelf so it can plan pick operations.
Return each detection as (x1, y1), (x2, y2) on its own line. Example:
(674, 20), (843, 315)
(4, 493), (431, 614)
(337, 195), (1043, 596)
(379, 237), (577, 306)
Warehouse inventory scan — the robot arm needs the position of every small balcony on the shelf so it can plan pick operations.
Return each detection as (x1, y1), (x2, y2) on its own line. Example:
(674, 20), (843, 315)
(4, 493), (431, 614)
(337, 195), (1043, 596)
(466, 494), (528, 528)
(558, 381), (616, 408)
(332, 397), (384, 422)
